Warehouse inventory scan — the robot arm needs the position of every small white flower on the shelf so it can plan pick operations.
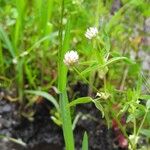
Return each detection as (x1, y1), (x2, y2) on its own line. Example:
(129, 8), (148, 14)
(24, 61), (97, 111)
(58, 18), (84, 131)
(20, 51), (29, 57)
(96, 92), (110, 100)
(85, 27), (98, 40)
(12, 58), (18, 64)
(63, 50), (79, 66)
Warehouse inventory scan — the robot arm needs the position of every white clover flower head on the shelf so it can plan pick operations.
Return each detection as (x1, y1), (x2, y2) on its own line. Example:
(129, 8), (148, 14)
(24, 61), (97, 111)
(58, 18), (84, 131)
(12, 58), (18, 64)
(64, 50), (79, 66)
(85, 27), (98, 40)
(20, 51), (29, 57)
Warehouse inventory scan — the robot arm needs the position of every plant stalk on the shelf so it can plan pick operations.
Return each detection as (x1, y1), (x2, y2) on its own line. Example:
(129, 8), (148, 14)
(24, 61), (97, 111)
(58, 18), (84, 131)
(58, 0), (75, 149)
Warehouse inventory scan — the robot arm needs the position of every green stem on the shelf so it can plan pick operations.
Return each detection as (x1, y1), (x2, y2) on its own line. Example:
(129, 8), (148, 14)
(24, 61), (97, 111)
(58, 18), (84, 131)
(16, 58), (24, 103)
(136, 109), (148, 136)
(58, 0), (74, 150)
(134, 119), (137, 135)
(88, 71), (95, 96)
(111, 110), (134, 150)
(73, 67), (99, 93)
(133, 116), (137, 150)
(131, 109), (148, 150)
(96, 0), (100, 27)
(104, 75), (107, 93)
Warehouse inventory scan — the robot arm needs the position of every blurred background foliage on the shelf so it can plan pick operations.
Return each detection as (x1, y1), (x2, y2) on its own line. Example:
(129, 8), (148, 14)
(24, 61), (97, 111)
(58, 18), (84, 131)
(0, 0), (149, 103)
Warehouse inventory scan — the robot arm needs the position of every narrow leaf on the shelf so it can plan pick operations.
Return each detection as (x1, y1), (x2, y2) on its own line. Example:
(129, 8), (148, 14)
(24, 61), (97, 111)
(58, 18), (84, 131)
(0, 26), (15, 57)
(82, 132), (88, 150)
(140, 129), (150, 138)
(140, 95), (150, 100)
(68, 97), (92, 107)
(81, 57), (133, 76)
(146, 100), (150, 109)
(25, 90), (59, 112)
(0, 135), (26, 147)
(93, 100), (105, 117)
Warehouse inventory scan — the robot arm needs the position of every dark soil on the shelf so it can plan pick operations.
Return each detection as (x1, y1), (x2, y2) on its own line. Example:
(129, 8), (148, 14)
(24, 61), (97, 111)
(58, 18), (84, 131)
(0, 83), (126, 150)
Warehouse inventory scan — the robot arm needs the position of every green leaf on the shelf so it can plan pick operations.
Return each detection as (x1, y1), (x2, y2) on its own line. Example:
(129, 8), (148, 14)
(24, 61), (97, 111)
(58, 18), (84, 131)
(126, 109), (145, 123)
(140, 95), (150, 100)
(0, 135), (26, 147)
(103, 107), (111, 128)
(51, 116), (62, 126)
(81, 56), (133, 76)
(82, 132), (88, 150)
(25, 64), (36, 88)
(117, 104), (129, 116)
(103, 34), (110, 54)
(106, 56), (134, 66)
(68, 97), (93, 107)
(0, 26), (15, 57)
(133, 103), (146, 112)
(25, 90), (59, 112)
(146, 100), (150, 109)
(93, 99), (105, 117)
(58, 15), (75, 150)
(126, 114), (134, 123)
(72, 113), (82, 130)
(140, 129), (150, 138)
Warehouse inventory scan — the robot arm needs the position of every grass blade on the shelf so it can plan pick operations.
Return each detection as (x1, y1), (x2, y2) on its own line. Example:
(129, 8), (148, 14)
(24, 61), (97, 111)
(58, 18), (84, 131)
(0, 135), (26, 147)
(0, 41), (5, 75)
(82, 132), (88, 150)
(25, 90), (59, 112)
(68, 97), (92, 107)
(0, 26), (15, 57)
(58, 1), (75, 148)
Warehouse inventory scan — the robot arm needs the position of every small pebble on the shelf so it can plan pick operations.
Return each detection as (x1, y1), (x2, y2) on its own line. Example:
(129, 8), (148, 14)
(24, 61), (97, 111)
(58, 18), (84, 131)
(2, 105), (11, 113)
